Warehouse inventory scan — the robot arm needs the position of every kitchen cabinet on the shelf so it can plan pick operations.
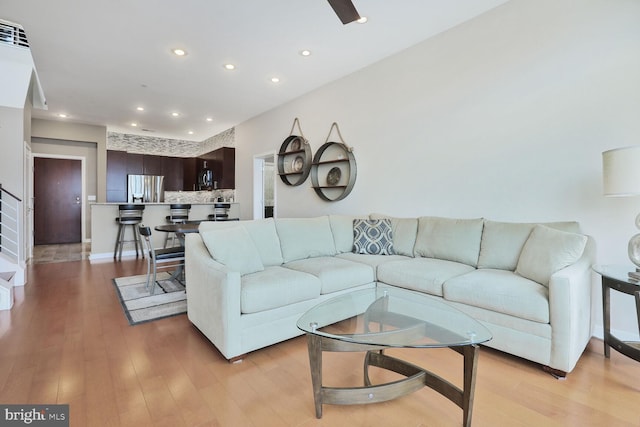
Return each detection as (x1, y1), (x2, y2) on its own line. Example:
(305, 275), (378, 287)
(183, 157), (197, 191)
(106, 148), (235, 200)
(162, 156), (184, 191)
(143, 155), (162, 176)
(126, 153), (144, 175)
(199, 147), (235, 189)
(106, 150), (127, 202)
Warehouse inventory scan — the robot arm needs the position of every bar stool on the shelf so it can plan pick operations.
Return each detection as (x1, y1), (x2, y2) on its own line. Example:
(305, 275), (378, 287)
(113, 204), (145, 261)
(208, 203), (231, 221)
(164, 204), (191, 248)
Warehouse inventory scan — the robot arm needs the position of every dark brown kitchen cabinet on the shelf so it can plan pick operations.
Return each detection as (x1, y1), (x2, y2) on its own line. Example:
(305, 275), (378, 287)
(143, 155), (163, 176)
(200, 147), (235, 189)
(126, 153), (144, 175)
(106, 150), (127, 202)
(162, 156), (184, 191)
(183, 157), (197, 191)
(106, 148), (235, 197)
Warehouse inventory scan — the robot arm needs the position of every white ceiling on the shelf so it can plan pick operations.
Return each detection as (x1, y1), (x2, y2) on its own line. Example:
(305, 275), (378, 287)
(1, 0), (508, 141)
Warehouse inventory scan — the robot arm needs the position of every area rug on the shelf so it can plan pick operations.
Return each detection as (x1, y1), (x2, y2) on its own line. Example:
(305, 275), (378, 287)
(112, 272), (186, 325)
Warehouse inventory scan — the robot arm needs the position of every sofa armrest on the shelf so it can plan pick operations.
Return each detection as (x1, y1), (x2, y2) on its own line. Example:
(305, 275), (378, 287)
(185, 233), (242, 360)
(547, 236), (596, 373)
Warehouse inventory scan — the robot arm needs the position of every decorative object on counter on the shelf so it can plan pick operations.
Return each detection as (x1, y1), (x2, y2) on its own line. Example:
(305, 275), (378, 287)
(277, 118), (312, 186)
(602, 146), (640, 276)
(198, 160), (215, 190)
(310, 122), (357, 201)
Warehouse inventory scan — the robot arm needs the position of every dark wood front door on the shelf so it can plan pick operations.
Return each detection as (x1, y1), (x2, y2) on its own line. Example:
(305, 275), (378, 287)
(34, 157), (82, 244)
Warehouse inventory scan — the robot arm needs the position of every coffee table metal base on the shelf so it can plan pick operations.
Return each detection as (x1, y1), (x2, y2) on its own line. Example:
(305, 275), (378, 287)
(306, 333), (479, 427)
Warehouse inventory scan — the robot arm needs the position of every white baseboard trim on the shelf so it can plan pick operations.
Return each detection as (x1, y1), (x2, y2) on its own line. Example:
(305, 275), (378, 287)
(592, 325), (639, 342)
(89, 250), (142, 262)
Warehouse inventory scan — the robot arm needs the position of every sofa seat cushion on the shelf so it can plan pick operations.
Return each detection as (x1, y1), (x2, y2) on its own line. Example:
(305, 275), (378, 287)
(377, 258), (475, 297)
(443, 269), (549, 323)
(284, 256), (375, 294)
(241, 266), (321, 314)
(336, 253), (409, 280)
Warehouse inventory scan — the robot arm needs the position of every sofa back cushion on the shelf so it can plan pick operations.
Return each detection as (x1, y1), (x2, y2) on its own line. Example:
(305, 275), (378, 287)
(329, 215), (363, 254)
(414, 216), (484, 267)
(478, 220), (580, 271)
(275, 216), (337, 263)
(515, 225), (588, 286)
(369, 213), (418, 257)
(199, 218), (283, 266)
(200, 226), (265, 275)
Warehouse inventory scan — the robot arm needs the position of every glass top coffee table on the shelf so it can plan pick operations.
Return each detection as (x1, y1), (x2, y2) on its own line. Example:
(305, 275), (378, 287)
(297, 286), (492, 426)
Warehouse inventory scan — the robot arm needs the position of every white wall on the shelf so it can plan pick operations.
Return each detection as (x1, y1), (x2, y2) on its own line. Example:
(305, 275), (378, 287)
(0, 107), (26, 197)
(234, 0), (640, 339)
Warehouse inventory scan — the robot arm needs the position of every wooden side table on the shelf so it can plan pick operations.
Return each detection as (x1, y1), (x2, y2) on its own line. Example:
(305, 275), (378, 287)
(592, 264), (640, 361)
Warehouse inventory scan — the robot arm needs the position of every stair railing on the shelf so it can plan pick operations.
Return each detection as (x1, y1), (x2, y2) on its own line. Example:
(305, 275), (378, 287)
(0, 184), (21, 263)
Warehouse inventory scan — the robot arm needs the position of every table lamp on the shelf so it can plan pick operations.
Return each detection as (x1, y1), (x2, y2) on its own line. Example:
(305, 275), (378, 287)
(603, 146), (640, 274)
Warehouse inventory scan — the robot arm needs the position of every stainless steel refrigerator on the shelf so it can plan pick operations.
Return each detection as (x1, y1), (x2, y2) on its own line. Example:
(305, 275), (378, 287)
(127, 175), (164, 203)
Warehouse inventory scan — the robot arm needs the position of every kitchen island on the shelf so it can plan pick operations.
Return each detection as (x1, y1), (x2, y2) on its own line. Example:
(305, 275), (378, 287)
(89, 202), (239, 261)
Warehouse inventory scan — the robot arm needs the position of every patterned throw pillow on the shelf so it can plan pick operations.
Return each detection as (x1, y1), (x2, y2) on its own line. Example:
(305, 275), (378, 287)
(353, 219), (395, 255)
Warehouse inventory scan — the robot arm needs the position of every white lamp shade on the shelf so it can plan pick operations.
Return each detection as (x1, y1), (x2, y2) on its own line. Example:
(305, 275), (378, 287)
(603, 146), (640, 196)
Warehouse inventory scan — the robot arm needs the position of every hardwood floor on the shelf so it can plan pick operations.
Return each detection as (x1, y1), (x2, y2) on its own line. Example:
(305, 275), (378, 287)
(1, 259), (639, 426)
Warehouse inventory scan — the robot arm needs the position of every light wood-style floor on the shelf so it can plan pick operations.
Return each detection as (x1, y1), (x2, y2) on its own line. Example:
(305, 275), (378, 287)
(1, 259), (639, 427)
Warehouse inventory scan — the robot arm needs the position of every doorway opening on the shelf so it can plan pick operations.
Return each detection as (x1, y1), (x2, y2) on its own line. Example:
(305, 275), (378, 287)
(253, 153), (276, 219)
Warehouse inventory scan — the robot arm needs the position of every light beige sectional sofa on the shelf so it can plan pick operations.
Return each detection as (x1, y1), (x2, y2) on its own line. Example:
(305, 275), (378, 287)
(185, 215), (595, 377)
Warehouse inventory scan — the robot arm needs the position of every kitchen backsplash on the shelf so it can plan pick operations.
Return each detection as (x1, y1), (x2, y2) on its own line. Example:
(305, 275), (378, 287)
(164, 190), (236, 204)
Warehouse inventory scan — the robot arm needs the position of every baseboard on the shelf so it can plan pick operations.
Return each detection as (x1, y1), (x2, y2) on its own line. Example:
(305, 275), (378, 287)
(592, 325), (639, 342)
(89, 250), (141, 263)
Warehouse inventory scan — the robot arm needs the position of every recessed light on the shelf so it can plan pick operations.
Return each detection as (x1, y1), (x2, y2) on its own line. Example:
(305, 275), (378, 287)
(171, 112), (180, 117)
(206, 117), (213, 122)
(136, 106), (144, 111)
(58, 113), (67, 118)
(356, 16), (368, 24)
(300, 49), (311, 57)
(131, 123), (138, 127)
(188, 131), (194, 135)
(271, 77), (280, 83)
(172, 48), (187, 56)
(224, 63), (236, 70)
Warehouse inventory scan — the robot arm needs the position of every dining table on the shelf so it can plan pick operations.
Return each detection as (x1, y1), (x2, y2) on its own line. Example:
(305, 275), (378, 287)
(154, 221), (202, 245)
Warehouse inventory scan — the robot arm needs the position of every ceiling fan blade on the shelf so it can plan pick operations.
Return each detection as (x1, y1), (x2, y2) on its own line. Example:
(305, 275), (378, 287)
(327, 0), (361, 25)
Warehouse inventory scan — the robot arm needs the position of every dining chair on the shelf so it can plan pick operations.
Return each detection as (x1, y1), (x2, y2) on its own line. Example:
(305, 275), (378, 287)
(138, 225), (185, 295)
